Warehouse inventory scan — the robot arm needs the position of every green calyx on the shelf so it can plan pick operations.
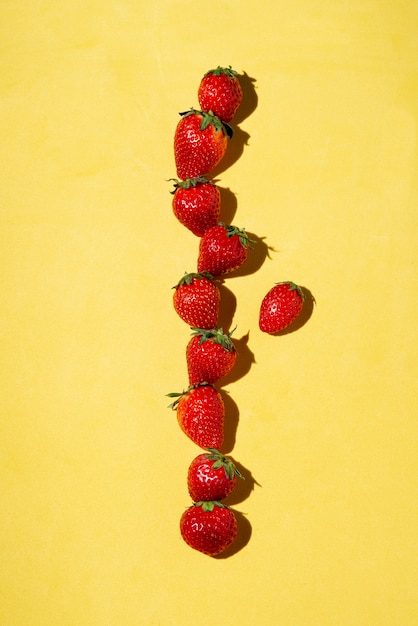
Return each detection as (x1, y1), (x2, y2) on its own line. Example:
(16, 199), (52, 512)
(166, 382), (212, 409)
(203, 65), (238, 79)
(205, 448), (244, 481)
(179, 108), (233, 138)
(190, 326), (236, 351)
(276, 281), (305, 300)
(168, 176), (212, 194)
(193, 501), (228, 512)
(220, 222), (255, 249)
(172, 271), (214, 290)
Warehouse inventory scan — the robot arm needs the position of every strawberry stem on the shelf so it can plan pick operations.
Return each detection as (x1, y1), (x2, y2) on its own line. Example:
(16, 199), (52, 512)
(219, 222), (256, 249)
(168, 176), (213, 194)
(166, 382), (213, 408)
(276, 281), (305, 300)
(193, 501), (228, 512)
(178, 108), (233, 138)
(203, 65), (238, 78)
(172, 271), (214, 290)
(204, 448), (245, 480)
(190, 327), (236, 351)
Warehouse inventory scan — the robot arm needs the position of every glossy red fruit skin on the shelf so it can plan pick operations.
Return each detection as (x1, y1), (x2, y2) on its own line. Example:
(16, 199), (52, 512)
(171, 178), (220, 237)
(259, 281), (305, 334)
(174, 110), (229, 180)
(198, 66), (243, 123)
(180, 502), (238, 556)
(197, 224), (250, 276)
(187, 451), (238, 502)
(186, 330), (236, 386)
(173, 384), (225, 449)
(173, 272), (220, 329)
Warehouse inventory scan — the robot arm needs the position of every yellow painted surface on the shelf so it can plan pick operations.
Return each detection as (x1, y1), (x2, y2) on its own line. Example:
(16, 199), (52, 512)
(1, 1), (417, 624)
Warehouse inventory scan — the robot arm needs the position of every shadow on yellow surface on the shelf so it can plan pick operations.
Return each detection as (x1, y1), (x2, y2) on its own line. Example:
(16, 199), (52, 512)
(217, 184), (238, 224)
(220, 331), (256, 387)
(227, 232), (273, 278)
(218, 389), (240, 454)
(217, 282), (237, 331)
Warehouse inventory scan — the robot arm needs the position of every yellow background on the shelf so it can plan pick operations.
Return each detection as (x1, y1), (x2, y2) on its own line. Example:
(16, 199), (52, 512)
(1, 1), (417, 624)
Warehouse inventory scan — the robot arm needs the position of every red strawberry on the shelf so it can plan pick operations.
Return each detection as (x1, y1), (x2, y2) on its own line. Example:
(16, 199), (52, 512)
(170, 176), (220, 237)
(174, 108), (232, 180)
(167, 383), (224, 449)
(259, 281), (305, 333)
(198, 65), (243, 123)
(187, 448), (244, 502)
(172, 272), (220, 329)
(180, 501), (238, 556)
(197, 223), (252, 276)
(186, 327), (237, 386)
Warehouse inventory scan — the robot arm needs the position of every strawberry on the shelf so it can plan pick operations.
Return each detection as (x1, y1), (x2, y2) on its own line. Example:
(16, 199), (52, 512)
(169, 176), (220, 237)
(259, 281), (305, 333)
(186, 327), (237, 386)
(197, 223), (252, 276)
(180, 501), (238, 556)
(174, 108), (232, 180)
(167, 383), (224, 449)
(198, 65), (243, 123)
(187, 448), (244, 502)
(172, 272), (220, 329)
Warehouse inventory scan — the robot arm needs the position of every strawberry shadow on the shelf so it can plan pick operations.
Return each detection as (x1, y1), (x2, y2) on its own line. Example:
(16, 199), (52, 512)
(220, 331), (256, 386)
(212, 510), (252, 559)
(210, 126), (251, 177)
(233, 71), (258, 126)
(218, 389), (240, 454)
(216, 281), (237, 332)
(226, 233), (272, 279)
(217, 184), (238, 224)
(267, 286), (316, 336)
(223, 460), (261, 507)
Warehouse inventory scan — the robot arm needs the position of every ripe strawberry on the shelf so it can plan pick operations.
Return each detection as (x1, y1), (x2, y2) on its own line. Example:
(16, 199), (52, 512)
(187, 448), (244, 502)
(169, 176), (220, 237)
(180, 501), (238, 556)
(259, 281), (305, 333)
(167, 383), (224, 449)
(198, 65), (243, 123)
(174, 108), (232, 180)
(197, 223), (252, 276)
(172, 272), (220, 329)
(186, 327), (237, 385)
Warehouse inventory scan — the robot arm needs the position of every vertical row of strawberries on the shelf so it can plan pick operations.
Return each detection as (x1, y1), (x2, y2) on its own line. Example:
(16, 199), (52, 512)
(167, 66), (248, 557)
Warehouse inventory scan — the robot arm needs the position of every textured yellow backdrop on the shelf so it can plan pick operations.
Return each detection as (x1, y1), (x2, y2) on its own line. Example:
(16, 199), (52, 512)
(1, 1), (417, 624)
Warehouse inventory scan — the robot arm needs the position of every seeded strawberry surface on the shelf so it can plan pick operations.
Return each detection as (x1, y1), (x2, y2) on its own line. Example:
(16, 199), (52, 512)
(174, 110), (230, 180)
(197, 223), (251, 276)
(198, 66), (243, 123)
(186, 328), (237, 385)
(168, 383), (225, 449)
(187, 449), (243, 502)
(259, 281), (305, 333)
(171, 177), (220, 237)
(180, 501), (238, 556)
(173, 272), (220, 329)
